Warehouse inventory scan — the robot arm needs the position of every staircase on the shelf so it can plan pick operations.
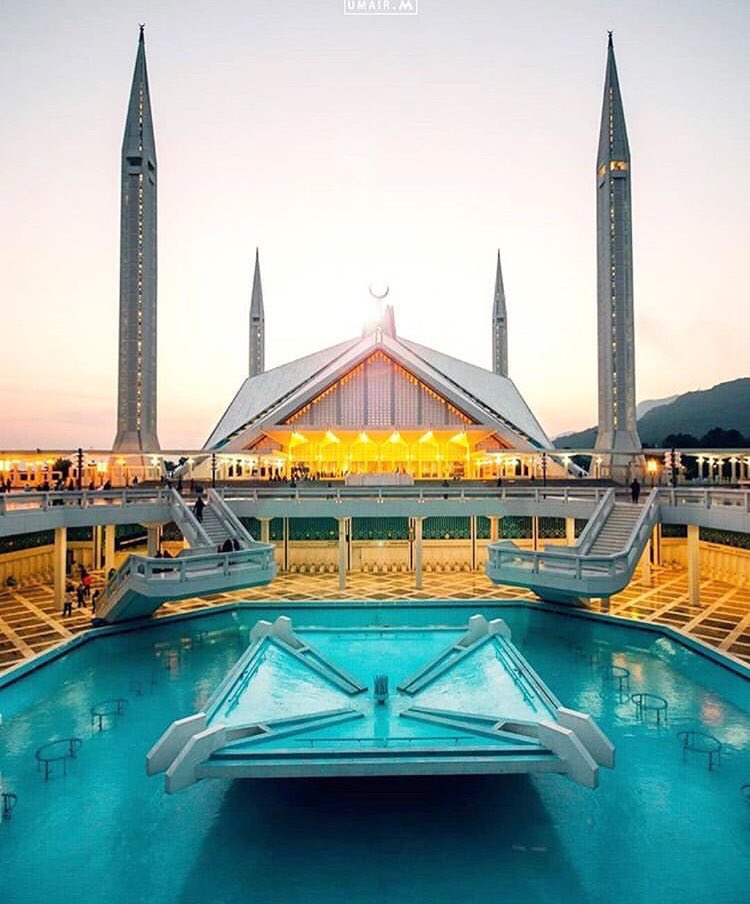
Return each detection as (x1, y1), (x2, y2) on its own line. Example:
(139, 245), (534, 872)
(200, 505), (232, 548)
(92, 489), (273, 625)
(587, 503), (644, 556)
(486, 488), (660, 604)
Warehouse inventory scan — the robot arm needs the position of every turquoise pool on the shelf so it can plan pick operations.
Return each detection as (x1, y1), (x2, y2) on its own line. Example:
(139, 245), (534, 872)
(1, 602), (749, 904)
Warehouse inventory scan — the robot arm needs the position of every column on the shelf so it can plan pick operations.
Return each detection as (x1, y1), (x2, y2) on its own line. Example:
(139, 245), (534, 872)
(283, 517), (289, 572)
(565, 517), (576, 546)
(104, 523), (116, 575)
(337, 517), (348, 591)
(641, 537), (652, 582)
(470, 516), (477, 571)
(54, 526), (67, 611)
(687, 523), (700, 607)
(531, 516), (540, 552)
(146, 524), (161, 557)
(259, 517), (271, 543)
(414, 516), (424, 590)
(489, 516), (499, 542)
(652, 523), (662, 567)
(93, 525), (102, 570)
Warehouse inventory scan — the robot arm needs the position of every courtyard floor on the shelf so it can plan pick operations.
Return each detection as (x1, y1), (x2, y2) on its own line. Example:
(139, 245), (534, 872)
(1, 564), (749, 673)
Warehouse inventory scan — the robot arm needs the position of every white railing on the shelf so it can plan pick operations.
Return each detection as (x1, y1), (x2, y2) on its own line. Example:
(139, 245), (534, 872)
(205, 489), (255, 545)
(656, 487), (750, 513)
(167, 489), (212, 548)
(0, 487), (171, 515)
(576, 489), (615, 555)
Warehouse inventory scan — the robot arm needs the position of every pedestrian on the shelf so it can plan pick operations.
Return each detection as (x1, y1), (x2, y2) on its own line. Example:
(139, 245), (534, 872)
(194, 495), (205, 523)
(630, 478), (641, 504)
(107, 567), (117, 582)
(63, 593), (73, 617)
(82, 569), (92, 598)
(91, 590), (100, 614)
(76, 583), (86, 608)
(232, 538), (241, 551)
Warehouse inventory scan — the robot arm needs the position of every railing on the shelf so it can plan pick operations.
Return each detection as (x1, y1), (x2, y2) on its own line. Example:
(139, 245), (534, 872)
(486, 489), (661, 591)
(656, 487), (750, 513)
(168, 489), (212, 548)
(576, 488), (615, 555)
(0, 487), (171, 515)
(205, 488), (255, 545)
(99, 544), (277, 614)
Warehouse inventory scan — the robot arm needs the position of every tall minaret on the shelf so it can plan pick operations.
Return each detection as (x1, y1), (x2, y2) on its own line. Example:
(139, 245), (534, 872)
(113, 26), (159, 452)
(249, 247), (265, 377)
(594, 33), (641, 476)
(492, 250), (508, 377)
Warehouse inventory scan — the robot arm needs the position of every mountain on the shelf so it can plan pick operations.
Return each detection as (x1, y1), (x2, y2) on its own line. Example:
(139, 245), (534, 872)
(636, 395), (678, 419)
(554, 378), (750, 450)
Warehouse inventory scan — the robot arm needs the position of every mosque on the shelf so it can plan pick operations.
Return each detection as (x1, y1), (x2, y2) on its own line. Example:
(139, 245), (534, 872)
(113, 28), (639, 483)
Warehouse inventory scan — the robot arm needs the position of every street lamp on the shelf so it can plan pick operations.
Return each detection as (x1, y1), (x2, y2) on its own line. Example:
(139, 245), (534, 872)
(647, 458), (658, 488)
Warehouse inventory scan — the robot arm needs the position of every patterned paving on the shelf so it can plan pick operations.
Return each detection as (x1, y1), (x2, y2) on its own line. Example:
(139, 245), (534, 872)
(1, 565), (749, 674)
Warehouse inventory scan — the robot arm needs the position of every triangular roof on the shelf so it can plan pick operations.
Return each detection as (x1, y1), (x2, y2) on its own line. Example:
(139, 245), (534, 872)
(204, 329), (552, 451)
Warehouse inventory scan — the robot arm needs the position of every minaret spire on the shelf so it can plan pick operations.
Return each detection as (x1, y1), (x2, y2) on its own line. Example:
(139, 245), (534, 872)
(249, 247), (265, 377)
(113, 26), (159, 452)
(492, 250), (508, 377)
(594, 33), (641, 479)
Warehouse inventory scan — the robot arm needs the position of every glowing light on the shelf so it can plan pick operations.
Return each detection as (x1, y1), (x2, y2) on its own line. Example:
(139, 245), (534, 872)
(323, 431), (340, 445)
(388, 431), (403, 444)
(448, 431), (468, 446)
(418, 431), (436, 445)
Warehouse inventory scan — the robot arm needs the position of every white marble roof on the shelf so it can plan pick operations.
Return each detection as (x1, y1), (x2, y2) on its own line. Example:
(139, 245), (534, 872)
(204, 330), (552, 451)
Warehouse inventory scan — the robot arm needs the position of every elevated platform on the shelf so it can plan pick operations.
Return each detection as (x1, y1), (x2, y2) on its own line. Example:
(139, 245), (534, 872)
(147, 615), (614, 792)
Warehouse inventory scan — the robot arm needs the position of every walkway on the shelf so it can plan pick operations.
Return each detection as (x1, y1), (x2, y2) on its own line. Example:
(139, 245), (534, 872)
(0, 566), (748, 673)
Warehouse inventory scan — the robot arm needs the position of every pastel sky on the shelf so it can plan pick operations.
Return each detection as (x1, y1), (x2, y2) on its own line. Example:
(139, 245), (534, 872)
(1, 0), (748, 450)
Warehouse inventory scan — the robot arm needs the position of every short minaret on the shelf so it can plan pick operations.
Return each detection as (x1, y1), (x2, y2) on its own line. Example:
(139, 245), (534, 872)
(594, 33), (641, 477)
(249, 247), (265, 377)
(492, 250), (508, 377)
(113, 26), (160, 452)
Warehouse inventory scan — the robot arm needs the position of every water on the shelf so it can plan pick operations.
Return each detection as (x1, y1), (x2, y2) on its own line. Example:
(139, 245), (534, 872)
(1, 603), (749, 904)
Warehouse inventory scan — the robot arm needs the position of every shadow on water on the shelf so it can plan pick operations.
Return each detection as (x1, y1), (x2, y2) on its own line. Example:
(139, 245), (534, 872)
(177, 774), (590, 904)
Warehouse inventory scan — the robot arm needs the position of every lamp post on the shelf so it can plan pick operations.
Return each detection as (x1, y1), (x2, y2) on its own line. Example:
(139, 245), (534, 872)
(647, 458), (658, 488)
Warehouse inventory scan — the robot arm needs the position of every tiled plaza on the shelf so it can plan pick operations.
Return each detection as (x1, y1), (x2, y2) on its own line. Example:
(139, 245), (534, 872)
(1, 564), (749, 674)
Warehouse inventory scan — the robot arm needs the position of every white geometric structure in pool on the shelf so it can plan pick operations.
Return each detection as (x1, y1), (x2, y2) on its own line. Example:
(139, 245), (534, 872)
(147, 615), (614, 792)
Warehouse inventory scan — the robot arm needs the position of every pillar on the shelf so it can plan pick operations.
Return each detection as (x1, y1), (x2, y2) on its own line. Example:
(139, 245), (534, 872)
(146, 524), (161, 557)
(414, 516), (424, 590)
(104, 523), (116, 575)
(93, 525), (102, 570)
(565, 517), (575, 546)
(652, 523), (662, 567)
(259, 517), (271, 543)
(283, 517), (289, 572)
(531, 516), (540, 552)
(641, 537), (652, 582)
(337, 517), (348, 591)
(470, 516), (477, 571)
(54, 526), (67, 610)
(687, 524), (700, 607)
(489, 516), (499, 542)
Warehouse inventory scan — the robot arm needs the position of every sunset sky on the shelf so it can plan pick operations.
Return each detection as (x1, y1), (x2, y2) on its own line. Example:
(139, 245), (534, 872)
(1, 0), (747, 449)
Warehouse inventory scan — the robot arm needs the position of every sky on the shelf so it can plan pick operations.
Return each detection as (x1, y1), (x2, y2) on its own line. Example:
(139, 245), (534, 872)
(0, 0), (748, 449)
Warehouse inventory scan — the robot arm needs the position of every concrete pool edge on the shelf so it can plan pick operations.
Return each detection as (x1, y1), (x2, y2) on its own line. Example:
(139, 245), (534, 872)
(1, 597), (749, 690)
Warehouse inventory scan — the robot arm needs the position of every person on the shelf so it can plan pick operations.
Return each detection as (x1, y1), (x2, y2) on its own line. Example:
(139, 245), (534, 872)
(154, 549), (163, 558)
(177, 477), (183, 494)
(107, 567), (117, 582)
(194, 494), (205, 522)
(222, 538), (233, 553)
(232, 538), (241, 551)
(76, 583), (86, 608)
(91, 589), (100, 614)
(62, 592), (73, 617)
(630, 478), (641, 504)
(132, 475), (139, 486)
